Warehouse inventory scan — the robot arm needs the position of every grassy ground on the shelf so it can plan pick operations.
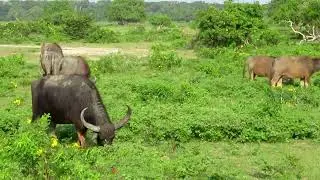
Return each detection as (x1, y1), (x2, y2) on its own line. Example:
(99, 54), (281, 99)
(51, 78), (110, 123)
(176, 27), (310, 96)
(1, 18), (320, 177)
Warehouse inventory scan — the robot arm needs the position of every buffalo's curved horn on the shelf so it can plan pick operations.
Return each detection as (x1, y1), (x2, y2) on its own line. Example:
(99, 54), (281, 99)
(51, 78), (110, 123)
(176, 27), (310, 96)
(80, 107), (100, 132)
(114, 105), (132, 130)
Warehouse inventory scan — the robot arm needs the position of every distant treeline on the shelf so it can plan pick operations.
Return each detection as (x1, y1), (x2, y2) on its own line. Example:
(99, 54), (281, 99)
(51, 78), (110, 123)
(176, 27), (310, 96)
(0, 0), (220, 22)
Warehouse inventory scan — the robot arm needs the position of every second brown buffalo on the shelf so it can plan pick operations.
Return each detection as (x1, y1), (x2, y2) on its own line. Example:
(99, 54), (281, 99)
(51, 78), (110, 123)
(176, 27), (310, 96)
(59, 56), (91, 78)
(40, 42), (93, 79)
(270, 56), (320, 87)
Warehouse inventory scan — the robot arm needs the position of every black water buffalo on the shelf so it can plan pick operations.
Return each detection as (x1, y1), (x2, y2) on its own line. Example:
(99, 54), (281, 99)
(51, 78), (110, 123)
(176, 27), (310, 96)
(31, 75), (132, 147)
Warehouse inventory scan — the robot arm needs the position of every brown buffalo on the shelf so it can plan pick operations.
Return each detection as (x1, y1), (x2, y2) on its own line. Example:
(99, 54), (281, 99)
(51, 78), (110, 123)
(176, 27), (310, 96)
(243, 56), (276, 82)
(59, 56), (91, 78)
(270, 56), (320, 87)
(40, 43), (95, 82)
(40, 42), (64, 75)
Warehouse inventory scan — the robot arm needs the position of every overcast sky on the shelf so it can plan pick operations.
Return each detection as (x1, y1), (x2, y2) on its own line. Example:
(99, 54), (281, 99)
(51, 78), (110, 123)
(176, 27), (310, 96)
(144, 0), (271, 4)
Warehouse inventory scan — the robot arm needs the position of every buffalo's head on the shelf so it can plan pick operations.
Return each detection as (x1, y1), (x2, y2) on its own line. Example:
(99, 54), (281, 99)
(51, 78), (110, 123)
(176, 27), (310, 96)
(80, 105), (132, 145)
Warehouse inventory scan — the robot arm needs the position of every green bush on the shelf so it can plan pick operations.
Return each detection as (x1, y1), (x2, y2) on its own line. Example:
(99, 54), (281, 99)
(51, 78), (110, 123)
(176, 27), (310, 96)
(149, 48), (182, 70)
(0, 21), (67, 43)
(149, 14), (172, 27)
(0, 21), (34, 43)
(0, 114), (51, 178)
(0, 55), (25, 78)
(122, 25), (146, 42)
(85, 26), (119, 43)
(146, 26), (185, 42)
(251, 28), (283, 46)
(90, 54), (142, 75)
(197, 2), (265, 47)
(61, 14), (93, 40)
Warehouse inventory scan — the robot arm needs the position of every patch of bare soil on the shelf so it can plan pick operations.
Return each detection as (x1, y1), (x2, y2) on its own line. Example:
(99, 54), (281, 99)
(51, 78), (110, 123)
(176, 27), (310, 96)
(0, 44), (120, 57)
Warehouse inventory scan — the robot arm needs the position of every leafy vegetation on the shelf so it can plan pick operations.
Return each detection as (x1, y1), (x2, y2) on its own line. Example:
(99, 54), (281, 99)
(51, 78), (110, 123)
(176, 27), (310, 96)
(148, 14), (172, 27)
(107, 0), (146, 24)
(197, 1), (265, 47)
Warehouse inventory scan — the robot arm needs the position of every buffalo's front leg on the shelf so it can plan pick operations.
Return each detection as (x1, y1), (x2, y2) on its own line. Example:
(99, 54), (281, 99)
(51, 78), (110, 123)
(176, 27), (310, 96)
(76, 130), (87, 148)
(271, 74), (281, 87)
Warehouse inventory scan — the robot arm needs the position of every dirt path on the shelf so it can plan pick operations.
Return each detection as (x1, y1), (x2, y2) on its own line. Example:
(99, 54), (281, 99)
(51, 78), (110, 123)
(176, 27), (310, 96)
(0, 44), (120, 56)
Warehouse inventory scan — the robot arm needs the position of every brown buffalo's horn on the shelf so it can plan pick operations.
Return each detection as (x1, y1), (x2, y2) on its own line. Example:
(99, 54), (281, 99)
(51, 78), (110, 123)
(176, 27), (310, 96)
(114, 105), (132, 130)
(80, 107), (100, 132)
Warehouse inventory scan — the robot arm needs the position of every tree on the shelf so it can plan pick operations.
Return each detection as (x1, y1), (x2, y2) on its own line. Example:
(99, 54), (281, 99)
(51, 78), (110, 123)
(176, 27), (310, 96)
(25, 6), (43, 21)
(148, 14), (172, 27)
(42, 0), (93, 40)
(6, 1), (26, 21)
(108, 0), (145, 24)
(268, 0), (320, 42)
(42, 0), (74, 25)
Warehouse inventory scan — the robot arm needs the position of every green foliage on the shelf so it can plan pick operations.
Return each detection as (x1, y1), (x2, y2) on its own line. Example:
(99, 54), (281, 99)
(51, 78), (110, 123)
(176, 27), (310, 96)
(268, 0), (320, 41)
(108, 0), (146, 24)
(42, 0), (74, 25)
(90, 54), (142, 75)
(61, 13), (92, 40)
(268, 0), (320, 26)
(121, 24), (146, 42)
(197, 2), (265, 47)
(251, 28), (283, 46)
(85, 26), (119, 43)
(149, 44), (182, 70)
(149, 14), (172, 27)
(41, 0), (93, 40)
(0, 21), (67, 43)
(0, 55), (25, 78)
(145, 1), (212, 22)
(146, 26), (187, 48)
(2, 18), (320, 179)
(0, 114), (51, 178)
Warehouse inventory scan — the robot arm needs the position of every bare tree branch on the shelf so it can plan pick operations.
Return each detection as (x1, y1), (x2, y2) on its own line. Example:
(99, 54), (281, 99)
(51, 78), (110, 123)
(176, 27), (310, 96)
(287, 20), (320, 43)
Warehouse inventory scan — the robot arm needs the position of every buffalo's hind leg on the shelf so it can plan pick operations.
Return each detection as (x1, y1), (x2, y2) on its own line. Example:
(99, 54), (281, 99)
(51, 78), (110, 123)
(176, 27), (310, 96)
(48, 122), (57, 137)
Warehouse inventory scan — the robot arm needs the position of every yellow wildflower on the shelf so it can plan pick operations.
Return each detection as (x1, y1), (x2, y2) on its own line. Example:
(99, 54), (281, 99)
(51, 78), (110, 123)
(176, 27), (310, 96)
(13, 99), (21, 106)
(26, 118), (32, 124)
(36, 149), (44, 156)
(72, 142), (80, 148)
(51, 136), (59, 147)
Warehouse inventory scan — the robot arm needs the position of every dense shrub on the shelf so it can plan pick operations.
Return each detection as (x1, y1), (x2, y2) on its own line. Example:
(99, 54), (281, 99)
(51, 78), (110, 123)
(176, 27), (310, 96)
(149, 14), (172, 27)
(251, 28), (283, 46)
(61, 14), (93, 40)
(90, 54), (143, 75)
(0, 55), (25, 78)
(197, 2), (265, 47)
(149, 45), (182, 70)
(0, 21), (67, 43)
(122, 25), (146, 42)
(86, 26), (119, 43)
(108, 0), (146, 24)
